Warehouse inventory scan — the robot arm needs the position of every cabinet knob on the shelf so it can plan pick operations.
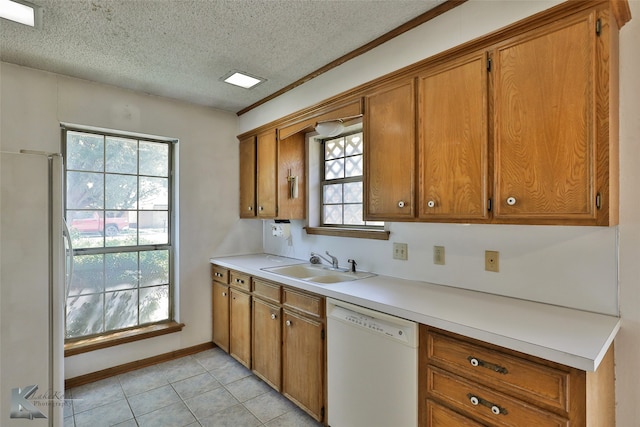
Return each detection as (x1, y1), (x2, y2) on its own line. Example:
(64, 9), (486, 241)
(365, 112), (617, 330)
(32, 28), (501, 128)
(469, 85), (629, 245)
(222, 291), (227, 297)
(397, 200), (405, 208)
(248, 206), (253, 211)
(469, 357), (479, 367)
(427, 200), (435, 208)
(286, 320), (292, 326)
(259, 206), (264, 211)
(506, 197), (517, 206)
(470, 396), (479, 406)
(491, 405), (502, 415)
(271, 313), (277, 320)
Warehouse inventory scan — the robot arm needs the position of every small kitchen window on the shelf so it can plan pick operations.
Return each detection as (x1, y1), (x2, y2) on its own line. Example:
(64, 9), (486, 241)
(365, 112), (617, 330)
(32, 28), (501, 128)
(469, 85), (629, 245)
(320, 130), (383, 229)
(62, 127), (176, 341)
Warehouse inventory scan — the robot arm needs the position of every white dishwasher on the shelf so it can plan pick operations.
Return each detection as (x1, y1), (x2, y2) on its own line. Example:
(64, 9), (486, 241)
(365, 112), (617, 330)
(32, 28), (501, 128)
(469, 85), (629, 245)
(326, 298), (418, 427)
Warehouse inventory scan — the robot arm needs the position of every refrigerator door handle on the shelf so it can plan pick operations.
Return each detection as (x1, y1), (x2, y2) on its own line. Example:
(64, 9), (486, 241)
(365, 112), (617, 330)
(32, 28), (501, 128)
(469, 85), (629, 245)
(62, 218), (74, 303)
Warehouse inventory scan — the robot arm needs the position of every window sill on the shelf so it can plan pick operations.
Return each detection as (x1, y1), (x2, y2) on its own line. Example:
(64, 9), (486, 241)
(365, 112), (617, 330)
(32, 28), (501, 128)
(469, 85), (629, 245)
(304, 227), (390, 240)
(64, 321), (185, 357)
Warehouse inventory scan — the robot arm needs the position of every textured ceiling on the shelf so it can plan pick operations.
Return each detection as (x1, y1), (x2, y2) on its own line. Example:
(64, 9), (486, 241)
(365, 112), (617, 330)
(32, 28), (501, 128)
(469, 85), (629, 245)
(1, 0), (444, 113)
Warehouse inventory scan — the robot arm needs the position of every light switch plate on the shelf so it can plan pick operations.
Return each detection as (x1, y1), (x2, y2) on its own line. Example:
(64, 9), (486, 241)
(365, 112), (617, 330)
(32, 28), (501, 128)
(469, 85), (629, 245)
(393, 243), (408, 260)
(434, 246), (445, 265)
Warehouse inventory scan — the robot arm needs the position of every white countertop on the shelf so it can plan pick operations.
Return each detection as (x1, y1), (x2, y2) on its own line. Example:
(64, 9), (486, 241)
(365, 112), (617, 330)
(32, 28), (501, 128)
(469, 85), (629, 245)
(210, 253), (620, 372)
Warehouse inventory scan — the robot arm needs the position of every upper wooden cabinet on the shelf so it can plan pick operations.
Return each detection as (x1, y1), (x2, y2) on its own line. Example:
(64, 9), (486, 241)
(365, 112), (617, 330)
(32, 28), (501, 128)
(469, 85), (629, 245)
(277, 132), (306, 220)
(418, 51), (489, 221)
(239, 136), (256, 218)
(238, 1), (624, 226)
(256, 129), (278, 218)
(364, 78), (416, 220)
(238, 129), (306, 220)
(492, 8), (617, 225)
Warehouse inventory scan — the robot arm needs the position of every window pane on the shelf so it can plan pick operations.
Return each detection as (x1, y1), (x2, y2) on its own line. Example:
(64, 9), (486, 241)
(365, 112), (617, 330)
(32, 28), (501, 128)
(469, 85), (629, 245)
(140, 250), (169, 287)
(105, 290), (138, 330)
(139, 177), (168, 210)
(68, 254), (104, 296)
(67, 171), (104, 209)
(105, 252), (138, 291)
(66, 294), (103, 338)
(325, 138), (344, 160)
(105, 211), (136, 247)
(343, 182), (363, 203)
(140, 286), (169, 324)
(323, 205), (343, 225)
(345, 133), (363, 156)
(345, 154), (363, 178)
(140, 141), (169, 177)
(106, 137), (137, 174)
(68, 210), (104, 249)
(325, 159), (344, 180)
(344, 204), (365, 225)
(323, 183), (343, 204)
(106, 174), (138, 210)
(67, 131), (104, 172)
(139, 211), (168, 245)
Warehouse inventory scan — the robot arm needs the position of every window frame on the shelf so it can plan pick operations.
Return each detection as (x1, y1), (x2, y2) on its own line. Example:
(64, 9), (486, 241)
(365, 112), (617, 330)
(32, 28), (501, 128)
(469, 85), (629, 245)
(62, 125), (177, 342)
(319, 129), (383, 230)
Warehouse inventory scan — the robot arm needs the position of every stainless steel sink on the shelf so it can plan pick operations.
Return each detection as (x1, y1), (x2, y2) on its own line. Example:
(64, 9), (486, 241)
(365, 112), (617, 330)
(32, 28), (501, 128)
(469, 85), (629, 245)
(262, 263), (375, 284)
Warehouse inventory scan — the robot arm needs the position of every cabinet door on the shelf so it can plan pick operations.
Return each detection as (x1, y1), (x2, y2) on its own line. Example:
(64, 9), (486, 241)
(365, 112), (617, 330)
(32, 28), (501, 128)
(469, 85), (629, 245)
(239, 136), (256, 218)
(277, 132), (306, 220)
(418, 52), (489, 221)
(252, 298), (282, 390)
(282, 310), (324, 421)
(230, 288), (251, 368)
(256, 129), (278, 218)
(493, 11), (598, 223)
(364, 78), (416, 220)
(212, 282), (230, 352)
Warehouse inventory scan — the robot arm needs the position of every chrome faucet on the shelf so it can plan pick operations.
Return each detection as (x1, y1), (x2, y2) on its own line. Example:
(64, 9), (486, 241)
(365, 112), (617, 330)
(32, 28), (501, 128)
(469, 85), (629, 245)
(310, 251), (340, 269)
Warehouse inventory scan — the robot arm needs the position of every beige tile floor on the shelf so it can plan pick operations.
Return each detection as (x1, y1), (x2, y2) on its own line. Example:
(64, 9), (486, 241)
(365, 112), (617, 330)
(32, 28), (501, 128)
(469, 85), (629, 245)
(65, 347), (323, 427)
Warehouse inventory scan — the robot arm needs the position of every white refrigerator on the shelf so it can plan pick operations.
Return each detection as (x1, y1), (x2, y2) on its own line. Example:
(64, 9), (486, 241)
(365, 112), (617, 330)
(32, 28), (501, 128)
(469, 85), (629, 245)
(1, 151), (66, 426)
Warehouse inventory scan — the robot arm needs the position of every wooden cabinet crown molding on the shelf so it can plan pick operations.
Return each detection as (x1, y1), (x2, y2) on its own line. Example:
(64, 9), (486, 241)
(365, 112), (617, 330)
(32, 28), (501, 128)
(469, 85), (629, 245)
(237, 0), (629, 141)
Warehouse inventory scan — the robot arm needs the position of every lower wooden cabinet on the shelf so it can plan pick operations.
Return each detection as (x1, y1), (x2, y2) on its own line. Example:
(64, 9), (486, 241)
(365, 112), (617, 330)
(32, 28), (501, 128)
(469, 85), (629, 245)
(229, 288), (251, 368)
(212, 281), (230, 352)
(282, 308), (325, 421)
(210, 265), (326, 423)
(420, 325), (615, 427)
(252, 298), (282, 390)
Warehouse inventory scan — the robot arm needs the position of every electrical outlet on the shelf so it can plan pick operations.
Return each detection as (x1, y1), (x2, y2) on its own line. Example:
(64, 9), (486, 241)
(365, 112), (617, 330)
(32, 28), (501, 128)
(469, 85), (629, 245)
(433, 246), (445, 265)
(485, 250), (499, 272)
(393, 243), (408, 260)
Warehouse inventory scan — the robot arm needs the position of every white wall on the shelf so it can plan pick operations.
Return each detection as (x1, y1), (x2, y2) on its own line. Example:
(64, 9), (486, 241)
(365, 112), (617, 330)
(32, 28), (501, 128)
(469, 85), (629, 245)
(0, 62), (263, 378)
(243, 1), (640, 425)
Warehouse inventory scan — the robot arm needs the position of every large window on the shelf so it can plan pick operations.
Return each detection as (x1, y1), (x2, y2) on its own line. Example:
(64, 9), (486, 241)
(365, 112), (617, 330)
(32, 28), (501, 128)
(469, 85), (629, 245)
(321, 130), (383, 228)
(63, 128), (174, 340)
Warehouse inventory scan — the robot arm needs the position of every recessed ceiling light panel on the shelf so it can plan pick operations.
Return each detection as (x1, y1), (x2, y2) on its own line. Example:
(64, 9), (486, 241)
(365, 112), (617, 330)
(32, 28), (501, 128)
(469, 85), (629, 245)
(221, 71), (265, 89)
(0, 0), (42, 27)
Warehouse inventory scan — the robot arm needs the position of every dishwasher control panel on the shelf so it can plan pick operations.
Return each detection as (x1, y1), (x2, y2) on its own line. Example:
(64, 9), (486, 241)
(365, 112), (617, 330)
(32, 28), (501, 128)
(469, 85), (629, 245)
(328, 304), (416, 345)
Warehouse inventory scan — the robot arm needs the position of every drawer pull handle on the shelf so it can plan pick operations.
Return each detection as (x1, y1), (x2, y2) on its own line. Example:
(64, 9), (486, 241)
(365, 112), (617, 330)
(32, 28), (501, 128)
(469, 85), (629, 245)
(235, 278), (245, 284)
(467, 356), (508, 375)
(467, 394), (508, 416)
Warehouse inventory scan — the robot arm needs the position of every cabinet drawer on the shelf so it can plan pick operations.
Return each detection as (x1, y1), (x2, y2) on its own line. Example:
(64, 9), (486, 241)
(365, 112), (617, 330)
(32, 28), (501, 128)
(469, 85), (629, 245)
(427, 366), (568, 427)
(427, 332), (569, 413)
(211, 264), (229, 284)
(230, 271), (251, 292)
(283, 288), (324, 318)
(425, 399), (485, 427)
(253, 278), (281, 303)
